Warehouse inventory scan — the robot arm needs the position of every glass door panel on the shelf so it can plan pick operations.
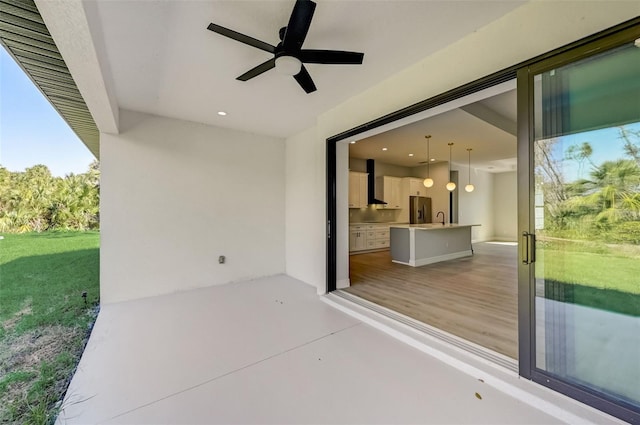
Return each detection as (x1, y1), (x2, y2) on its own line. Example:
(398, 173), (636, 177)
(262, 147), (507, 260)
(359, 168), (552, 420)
(532, 41), (640, 409)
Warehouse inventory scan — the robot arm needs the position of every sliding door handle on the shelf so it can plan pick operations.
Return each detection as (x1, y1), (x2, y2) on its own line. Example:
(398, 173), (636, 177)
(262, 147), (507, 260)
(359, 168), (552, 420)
(522, 231), (536, 264)
(522, 232), (530, 264)
(529, 233), (536, 263)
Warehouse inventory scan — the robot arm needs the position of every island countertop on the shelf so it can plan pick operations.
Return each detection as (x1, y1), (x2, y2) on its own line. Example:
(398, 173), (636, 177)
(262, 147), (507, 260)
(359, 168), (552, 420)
(390, 224), (480, 267)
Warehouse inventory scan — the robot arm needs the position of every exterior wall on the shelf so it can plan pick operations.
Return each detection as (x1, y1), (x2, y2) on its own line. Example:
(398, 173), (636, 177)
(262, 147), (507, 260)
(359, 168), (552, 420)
(101, 110), (285, 303)
(284, 126), (325, 290)
(493, 171), (518, 241)
(284, 3), (637, 293)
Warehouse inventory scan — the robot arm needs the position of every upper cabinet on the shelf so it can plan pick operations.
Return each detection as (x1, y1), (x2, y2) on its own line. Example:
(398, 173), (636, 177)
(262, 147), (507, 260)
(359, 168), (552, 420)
(405, 177), (429, 197)
(375, 176), (403, 209)
(348, 171), (368, 208)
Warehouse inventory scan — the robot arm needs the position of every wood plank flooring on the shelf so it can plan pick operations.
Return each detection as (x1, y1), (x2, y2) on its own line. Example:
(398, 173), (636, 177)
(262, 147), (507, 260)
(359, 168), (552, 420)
(344, 242), (518, 359)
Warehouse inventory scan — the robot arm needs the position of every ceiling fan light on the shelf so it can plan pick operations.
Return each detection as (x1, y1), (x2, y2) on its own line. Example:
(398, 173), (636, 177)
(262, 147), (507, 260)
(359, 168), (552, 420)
(446, 182), (456, 191)
(275, 56), (302, 76)
(465, 184), (475, 192)
(423, 178), (434, 188)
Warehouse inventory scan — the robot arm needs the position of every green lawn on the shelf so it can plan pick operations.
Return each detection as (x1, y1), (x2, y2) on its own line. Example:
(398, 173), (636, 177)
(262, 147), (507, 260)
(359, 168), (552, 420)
(0, 231), (99, 424)
(537, 244), (640, 316)
(539, 249), (640, 295)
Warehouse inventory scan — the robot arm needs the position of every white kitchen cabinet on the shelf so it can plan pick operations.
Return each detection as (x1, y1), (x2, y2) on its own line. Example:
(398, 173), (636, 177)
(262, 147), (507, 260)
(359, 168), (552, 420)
(370, 226), (390, 248)
(375, 176), (403, 209)
(349, 224), (390, 252)
(407, 177), (428, 197)
(349, 226), (367, 252)
(348, 171), (368, 208)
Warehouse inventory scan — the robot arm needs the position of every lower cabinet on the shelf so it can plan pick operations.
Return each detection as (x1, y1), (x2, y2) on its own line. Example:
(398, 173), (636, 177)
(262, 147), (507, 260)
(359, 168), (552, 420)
(349, 224), (390, 253)
(349, 229), (367, 251)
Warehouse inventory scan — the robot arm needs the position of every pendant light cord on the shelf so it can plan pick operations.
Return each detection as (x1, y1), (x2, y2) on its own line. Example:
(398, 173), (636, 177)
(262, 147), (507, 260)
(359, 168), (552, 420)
(467, 148), (472, 185)
(425, 135), (431, 177)
(448, 142), (453, 176)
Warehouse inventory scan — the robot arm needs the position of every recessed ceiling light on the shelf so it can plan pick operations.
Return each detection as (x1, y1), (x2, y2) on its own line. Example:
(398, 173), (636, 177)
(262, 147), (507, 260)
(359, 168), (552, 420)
(382, 147), (388, 151)
(350, 141), (356, 144)
(430, 158), (436, 162)
(217, 111), (227, 116)
(408, 153), (414, 157)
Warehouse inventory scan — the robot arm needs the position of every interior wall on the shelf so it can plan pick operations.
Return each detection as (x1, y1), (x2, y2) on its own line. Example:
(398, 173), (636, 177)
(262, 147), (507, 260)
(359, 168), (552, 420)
(349, 207), (400, 224)
(100, 110), (285, 303)
(349, 157), (366, 173)
(493, 171), (518, 241)
(285, 3), (636, 294)
(457, 167), (495, 242)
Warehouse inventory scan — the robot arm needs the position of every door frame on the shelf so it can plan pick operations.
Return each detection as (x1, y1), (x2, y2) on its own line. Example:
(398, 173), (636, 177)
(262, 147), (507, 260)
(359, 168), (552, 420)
(517, 24), (640, 423)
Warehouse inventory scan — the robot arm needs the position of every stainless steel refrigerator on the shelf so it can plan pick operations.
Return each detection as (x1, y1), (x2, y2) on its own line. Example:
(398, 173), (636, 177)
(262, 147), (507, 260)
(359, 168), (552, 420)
(409, 196), (432, 224)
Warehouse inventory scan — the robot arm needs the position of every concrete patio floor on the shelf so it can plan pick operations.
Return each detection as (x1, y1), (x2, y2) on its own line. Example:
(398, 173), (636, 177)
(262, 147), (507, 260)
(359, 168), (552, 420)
(56, 275), (621, 424)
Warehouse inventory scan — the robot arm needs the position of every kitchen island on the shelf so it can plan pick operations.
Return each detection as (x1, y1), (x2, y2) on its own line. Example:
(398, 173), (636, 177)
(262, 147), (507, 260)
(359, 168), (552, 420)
(390, 224), (478, 267)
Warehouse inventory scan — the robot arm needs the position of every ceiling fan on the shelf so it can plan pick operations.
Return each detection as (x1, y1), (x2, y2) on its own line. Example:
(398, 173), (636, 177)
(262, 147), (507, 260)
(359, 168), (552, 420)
(207, 0), (364, 94)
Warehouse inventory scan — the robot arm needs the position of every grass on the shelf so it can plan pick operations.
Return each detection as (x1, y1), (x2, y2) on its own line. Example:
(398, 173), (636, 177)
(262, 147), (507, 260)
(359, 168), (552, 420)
(536, 238), (640, 316)
(0, 231), (99, 424)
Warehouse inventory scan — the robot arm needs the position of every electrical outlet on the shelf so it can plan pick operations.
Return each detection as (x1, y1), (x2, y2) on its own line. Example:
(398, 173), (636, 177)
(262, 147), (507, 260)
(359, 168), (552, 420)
(218, 255), (225, 264)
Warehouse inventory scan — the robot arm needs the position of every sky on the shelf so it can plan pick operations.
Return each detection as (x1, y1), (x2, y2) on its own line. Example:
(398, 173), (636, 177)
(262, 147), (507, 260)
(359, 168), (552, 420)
(0, 46), (96, 177)
(554, 122), (640, 183)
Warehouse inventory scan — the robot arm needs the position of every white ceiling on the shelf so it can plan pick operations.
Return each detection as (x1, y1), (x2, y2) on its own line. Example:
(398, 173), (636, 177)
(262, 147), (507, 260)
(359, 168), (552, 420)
(89, 0), (525, 139)
(349, 89), (518, 172)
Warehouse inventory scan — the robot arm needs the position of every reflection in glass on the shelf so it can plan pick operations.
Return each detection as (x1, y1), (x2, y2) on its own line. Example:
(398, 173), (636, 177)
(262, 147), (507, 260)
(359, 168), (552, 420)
(533, 42), (640, 409)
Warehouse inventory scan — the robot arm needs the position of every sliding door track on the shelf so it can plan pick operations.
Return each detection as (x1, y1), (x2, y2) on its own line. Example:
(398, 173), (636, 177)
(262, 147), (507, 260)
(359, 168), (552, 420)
(333, 290), (518, 373)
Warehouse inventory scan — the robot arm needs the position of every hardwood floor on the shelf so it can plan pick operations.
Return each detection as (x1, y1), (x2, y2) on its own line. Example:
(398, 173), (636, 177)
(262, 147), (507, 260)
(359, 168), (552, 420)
(344, 242), (518, 359)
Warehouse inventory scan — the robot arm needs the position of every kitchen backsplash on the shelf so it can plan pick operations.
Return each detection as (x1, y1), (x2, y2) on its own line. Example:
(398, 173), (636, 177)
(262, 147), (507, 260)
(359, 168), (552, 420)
(349, 206), (401, 223)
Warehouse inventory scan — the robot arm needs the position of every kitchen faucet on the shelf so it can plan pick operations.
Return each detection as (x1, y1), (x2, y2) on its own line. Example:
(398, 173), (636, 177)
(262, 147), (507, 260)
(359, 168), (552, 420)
(436, 211), (445, 225)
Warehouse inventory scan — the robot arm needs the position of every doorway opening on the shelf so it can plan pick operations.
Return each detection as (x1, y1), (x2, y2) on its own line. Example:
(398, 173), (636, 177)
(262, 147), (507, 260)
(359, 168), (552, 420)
(340, 81), (519, 361)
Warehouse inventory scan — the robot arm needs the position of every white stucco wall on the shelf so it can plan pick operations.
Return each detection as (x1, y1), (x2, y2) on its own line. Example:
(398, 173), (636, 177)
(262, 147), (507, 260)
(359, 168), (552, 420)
(493, 171), (518, 241)
(284, 3), (637, 293)
(101, 110), (285, 303)
(284, 126), (325, 290)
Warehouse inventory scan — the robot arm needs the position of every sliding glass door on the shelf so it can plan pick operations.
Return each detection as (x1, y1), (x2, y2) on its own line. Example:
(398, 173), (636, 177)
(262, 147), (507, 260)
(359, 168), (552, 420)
(519, 27), (640, 422)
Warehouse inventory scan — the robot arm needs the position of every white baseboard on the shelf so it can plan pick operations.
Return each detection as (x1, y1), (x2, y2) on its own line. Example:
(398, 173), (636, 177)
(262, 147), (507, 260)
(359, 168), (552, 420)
(412, 250), (473, 267)
(392, 250), (473, 267)
(491, 236), (518, 242)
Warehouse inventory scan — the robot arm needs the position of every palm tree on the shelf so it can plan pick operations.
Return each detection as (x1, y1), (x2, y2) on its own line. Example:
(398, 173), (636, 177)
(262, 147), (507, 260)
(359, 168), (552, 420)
(562, 159), (640, 237)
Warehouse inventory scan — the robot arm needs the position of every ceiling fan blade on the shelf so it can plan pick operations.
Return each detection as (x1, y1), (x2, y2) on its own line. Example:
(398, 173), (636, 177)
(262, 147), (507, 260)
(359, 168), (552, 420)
(237, 58), (276, 81)
(282, 0), (316, 51)
(207, 23), (275, 53)
(293, 65), (317, 94)
(299, 49), (364, 64)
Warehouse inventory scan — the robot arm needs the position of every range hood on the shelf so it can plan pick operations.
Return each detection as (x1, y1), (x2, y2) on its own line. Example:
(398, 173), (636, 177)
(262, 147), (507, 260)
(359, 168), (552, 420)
(366, 159), (387, 205)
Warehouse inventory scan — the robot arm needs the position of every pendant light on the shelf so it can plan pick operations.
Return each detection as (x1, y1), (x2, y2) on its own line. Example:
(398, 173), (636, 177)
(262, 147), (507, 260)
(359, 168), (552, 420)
(423, 135), (434, 188)
(465, 148), (475, 192)
(446, 142), (456, 191)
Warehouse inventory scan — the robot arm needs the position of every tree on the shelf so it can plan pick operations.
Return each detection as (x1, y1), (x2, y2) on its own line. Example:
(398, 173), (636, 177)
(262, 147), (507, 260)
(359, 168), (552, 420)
(565, 142), (594, 178)
(0, 162), (100, 232)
